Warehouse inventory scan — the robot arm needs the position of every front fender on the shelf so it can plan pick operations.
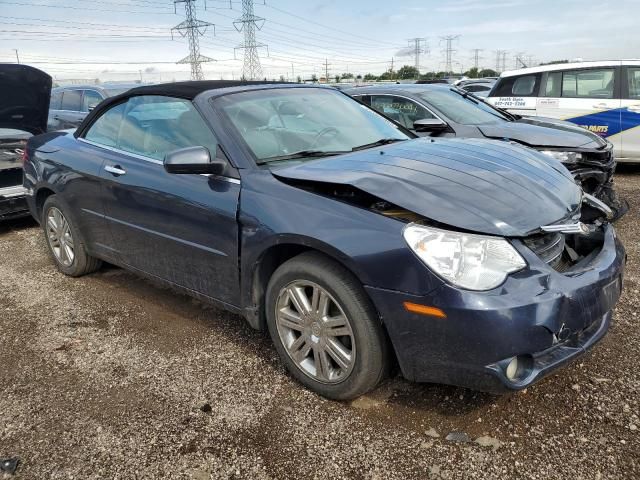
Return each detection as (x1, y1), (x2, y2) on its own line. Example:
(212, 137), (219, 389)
(238, 170), (444, 327)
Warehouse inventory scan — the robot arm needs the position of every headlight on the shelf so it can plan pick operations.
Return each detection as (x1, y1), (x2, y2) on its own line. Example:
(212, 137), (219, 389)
(403, 224), (526, 291)
(539, 150), (583, 164)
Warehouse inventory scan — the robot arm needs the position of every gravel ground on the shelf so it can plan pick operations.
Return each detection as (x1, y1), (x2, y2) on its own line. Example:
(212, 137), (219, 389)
(1, 171), (639, 480)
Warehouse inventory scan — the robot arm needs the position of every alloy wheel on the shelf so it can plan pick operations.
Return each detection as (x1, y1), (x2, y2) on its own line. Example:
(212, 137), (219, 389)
(46, 207), (75, 267)
(275, 281), (356, 384)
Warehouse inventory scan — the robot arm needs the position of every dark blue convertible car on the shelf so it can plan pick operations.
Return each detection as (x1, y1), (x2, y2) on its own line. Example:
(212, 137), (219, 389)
(23, 81), (625, 399)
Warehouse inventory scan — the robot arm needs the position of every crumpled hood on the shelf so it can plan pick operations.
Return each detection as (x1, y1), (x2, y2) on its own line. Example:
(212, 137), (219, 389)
(272, 138), (582, 237)
(478, 116), (607, 149)
(0, 64), (52, 135)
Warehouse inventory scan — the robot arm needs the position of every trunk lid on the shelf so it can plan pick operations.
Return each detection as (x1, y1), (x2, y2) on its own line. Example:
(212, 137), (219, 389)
(0, 64), (52, 135)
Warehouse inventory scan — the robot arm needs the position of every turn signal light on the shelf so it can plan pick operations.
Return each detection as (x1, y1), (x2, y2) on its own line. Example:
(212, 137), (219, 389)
(403, 302), (446, 318)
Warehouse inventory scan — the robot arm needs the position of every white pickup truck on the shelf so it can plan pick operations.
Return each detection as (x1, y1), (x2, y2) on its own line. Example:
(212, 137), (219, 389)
(0, 64), (52, 220)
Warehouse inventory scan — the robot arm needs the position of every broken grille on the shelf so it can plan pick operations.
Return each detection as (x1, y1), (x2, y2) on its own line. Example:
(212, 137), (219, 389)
(523, 232), (570, 272)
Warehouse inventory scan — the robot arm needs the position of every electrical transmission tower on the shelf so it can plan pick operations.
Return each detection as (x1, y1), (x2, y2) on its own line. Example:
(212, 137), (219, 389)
(440, 35), (460, 74)
(471, 48), (483, 71)
(514, 52), (527, 69)
(172, 0), (215, 81)
(495, 49), (508, 73)
(407, 38), (428, 76)
(234, 0), (268, 80)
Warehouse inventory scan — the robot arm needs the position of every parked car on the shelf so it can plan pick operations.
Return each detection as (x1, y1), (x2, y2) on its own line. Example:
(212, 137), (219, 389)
(486, 60), (640, 163)
(346, 84), (626, 218)
(456, 78), (496, 97)
(48, 83), (139, 131)
(0, 63), (51, 221)
(24, 81), (625, 400)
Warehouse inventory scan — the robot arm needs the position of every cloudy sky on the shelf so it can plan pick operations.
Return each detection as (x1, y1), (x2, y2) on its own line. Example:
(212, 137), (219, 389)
(0, 0), (637, 83)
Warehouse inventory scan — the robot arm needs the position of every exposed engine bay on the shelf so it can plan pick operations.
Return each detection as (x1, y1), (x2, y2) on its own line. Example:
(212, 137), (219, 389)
(281, 177), (613, 275)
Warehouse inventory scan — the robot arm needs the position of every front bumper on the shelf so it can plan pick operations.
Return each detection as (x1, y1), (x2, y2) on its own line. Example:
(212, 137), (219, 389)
(366, 224), (625, 393)
(0, 186), (29, 221)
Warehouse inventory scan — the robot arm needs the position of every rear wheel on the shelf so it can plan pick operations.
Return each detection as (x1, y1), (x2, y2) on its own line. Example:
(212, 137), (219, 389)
(266, 252), (388, 400)
(42, 195), (101, 277)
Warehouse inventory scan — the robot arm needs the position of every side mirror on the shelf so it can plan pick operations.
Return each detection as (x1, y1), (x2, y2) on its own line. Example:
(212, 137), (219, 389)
(164, 146), (226, 175)
(413, 118), (448, 133)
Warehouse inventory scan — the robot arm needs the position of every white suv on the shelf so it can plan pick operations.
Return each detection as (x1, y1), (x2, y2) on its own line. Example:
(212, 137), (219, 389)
(487, 60), (640, 162)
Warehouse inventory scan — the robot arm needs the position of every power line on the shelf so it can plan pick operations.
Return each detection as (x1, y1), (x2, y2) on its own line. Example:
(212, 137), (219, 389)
(233, 0), (267, 80)
(172, 0), (215, 80)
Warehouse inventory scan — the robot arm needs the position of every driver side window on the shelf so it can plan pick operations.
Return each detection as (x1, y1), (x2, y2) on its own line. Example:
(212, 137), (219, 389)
(369, 95), (434, 129)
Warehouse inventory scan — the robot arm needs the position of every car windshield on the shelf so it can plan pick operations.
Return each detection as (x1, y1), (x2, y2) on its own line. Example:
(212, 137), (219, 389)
(416, 88), (510, 125)
(216, 87), (410, 163)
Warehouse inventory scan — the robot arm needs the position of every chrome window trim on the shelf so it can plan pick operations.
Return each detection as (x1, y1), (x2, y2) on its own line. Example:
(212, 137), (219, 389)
(78, 138), (241, 184)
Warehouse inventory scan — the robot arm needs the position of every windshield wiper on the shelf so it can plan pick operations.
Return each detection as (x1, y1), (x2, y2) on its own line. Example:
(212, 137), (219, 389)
(450, 87), (519, 121)
(256, 150), (349, 164)
(351, 138), (406, 152)
(450, 87), (479, 104)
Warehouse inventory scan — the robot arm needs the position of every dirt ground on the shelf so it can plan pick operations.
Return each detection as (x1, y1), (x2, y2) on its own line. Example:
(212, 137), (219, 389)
(1, 170), (639, 480)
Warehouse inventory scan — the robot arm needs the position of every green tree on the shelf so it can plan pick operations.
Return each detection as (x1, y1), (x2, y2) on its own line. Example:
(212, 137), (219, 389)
(296, 75), (302, 83)
(311, 74), (318, 82)
(341, 72), (354, 80)
(378, 68), (396, 81)
(397, 65), (420, 79)
(335, 75), (341, 83)
(478, 68), (498, 77)
(539, 60), (568, 66)
(465, 67), (479, 78)
(363, 73), (377, 81)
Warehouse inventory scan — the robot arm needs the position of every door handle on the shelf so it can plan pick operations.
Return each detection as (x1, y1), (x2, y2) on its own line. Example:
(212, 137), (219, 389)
(592, 103), (608, 109)
(105, 165), (126, 176)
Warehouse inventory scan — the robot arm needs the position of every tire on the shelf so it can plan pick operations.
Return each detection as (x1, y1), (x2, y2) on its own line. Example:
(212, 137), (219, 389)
(266, 251), (389, 400)
(42, 195), (102, 277)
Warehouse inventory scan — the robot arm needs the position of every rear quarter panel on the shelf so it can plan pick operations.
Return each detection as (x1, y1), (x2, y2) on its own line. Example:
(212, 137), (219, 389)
(25, 133), (109, 251)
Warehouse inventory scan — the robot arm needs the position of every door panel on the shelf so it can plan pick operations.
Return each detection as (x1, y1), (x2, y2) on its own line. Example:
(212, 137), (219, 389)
(619, 66), (640, 160)
(99, 154), (241, 305)
(536, 67), (622, 153)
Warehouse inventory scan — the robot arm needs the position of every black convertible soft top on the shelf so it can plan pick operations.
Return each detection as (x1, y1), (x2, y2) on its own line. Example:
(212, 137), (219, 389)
(75, 80), (286, 138)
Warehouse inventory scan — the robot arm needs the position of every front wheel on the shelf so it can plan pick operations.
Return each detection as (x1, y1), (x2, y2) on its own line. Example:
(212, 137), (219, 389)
(265, 252), (389, 400)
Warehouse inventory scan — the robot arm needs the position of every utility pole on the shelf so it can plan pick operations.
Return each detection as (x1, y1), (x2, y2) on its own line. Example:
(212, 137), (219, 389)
(13, 49), (19, 64)
(234, 0), (268, 80)
(172, 0), (215, 81)
(291, 63), (295, 82)
(502, 51), (508, 72)
(471, 48), (483, 72)
(324, 58), (330, 84)
(407, 38), (428, 77)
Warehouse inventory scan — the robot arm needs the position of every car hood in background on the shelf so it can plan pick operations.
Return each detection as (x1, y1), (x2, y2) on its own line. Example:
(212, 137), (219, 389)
(272, 138), (582, 237)
(0, 64), (52, 136)
(478, 117), (607, 150)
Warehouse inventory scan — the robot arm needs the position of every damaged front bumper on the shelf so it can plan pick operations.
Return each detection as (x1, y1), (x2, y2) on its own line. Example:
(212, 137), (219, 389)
(365, 224), (625, 393)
